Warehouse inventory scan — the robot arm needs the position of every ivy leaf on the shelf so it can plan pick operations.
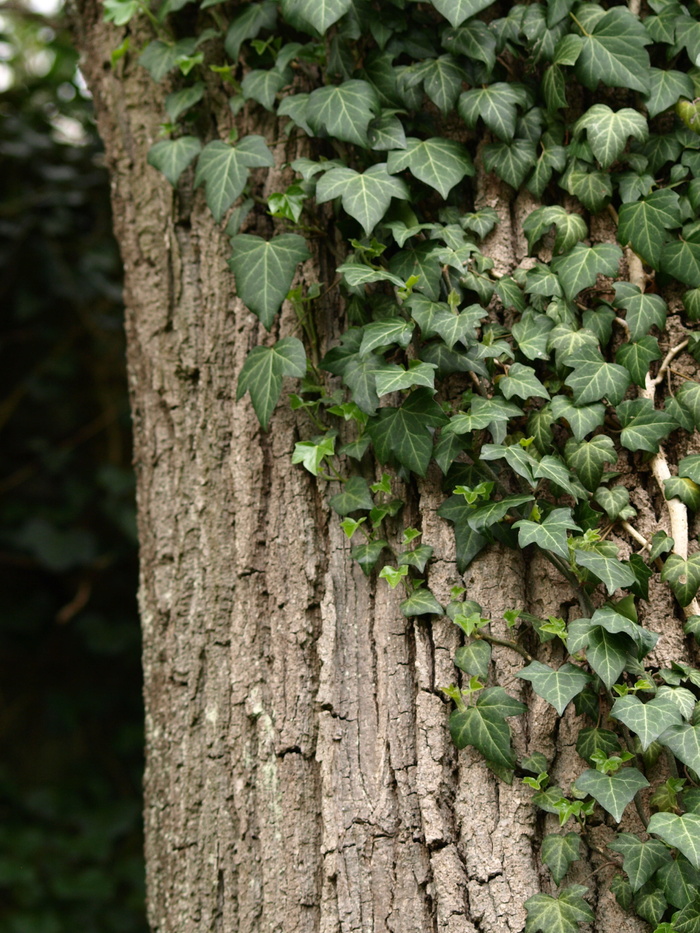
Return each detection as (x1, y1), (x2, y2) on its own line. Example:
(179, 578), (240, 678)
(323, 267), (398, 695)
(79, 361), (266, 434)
(661, 724), (700, 775)
(329, 476), (375, 515)
(140, 37), (196, 81)
(359, 319), (414, 356)
(398, 544), (434, 573)
(550, 397), (605, 441)
(522, 205), (587, 256)
(575, 7), (652, 95)
(400, 588), (444, 617)
(680, 455), (700, 484)
(648, 813), (700, 869)
(438, 495), (488, 571)
(608, 834), (671, 893)
(610, 695), (683, 751)
(533, 455), (586, 499)
(513, 312), (554, 361)
(671, 896), (700, 933)
(351, 539), (388, 575)
(387, 137), (474, 198)
(165, 82), (204, 121)
(676, 382), (700, 431)
(617, 190), (682, 268)
(317, 164), (409, 235)
(634, 881), (668, 926)
(421, 56), (465, 114)
(551, 243), (621, 300)
(195, 137), (274, 222)
(661, 239), (700, 288)
(280, 0), (351, 33)
(458, 83), (530, 141)
(306, 80), (380, 147)
(585, 627), (631, 687)
(449, 689), (525, 768)
(565, 435), (616, 491)
(367, 112), (406, 151)
(236, 336), (306, 429)
(523, 885), (595, 933)
(223, 0), (277, 60)
(574, 768), (649, 822)
(645, 69), (695, 120)
(481, 443), (539, 486)
(615, 337), (661, 387)
(574, 548), (637, 595)
(228, 234), (311, 329)
(617, 398), (679, 453)
(513, 508), (581, 560)
(466, 494), (535, 532)
(576, 727), (621, 765)
(454, 640), (491, 679)
(564, 345), (630, 406)
(483, 139), (537, 189)
(337, 263), (404, 289)
(594, 485), (634, 522)
(574, 105), (648, 169)
(518, 661), (591, 716)
(612, 288), (667, 342)
(562, 161), (613, 212)
(430, 0), (493, 28)
(499, 363), (550, 401)
(541, 834), (581, 886)
(147, 136), (202, 186)
(368, 389), (447, 476)
(374, 360), (437, 395)
(658, 858), (700, 910)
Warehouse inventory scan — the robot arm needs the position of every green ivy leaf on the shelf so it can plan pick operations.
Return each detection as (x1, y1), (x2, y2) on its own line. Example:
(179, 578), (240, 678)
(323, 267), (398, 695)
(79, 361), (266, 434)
(565, 435), (617, 491)
(430, 0), (493, 28)
(660, 238), (700, 287)
(387, 137), (474, 198)
(608, 834), (671, 893)
(466, 494), (535, 532)
(574, 548), (637, 595)
(367, 388), (447, 476)
(661, 724), (700, 776)
(634, 881), (668, 925)
(551, 243), (621, 300)
(236, 336), (306, 429)
(421, 55), (466, 114)
(593, 485), (634, 522)
(550, 397), (605, 441)
(648, 813), (700, 869)
(671, 895), (700, 933)
(665, 476), (700, 511)
(676, 382), (700, 430)
(617, 189), (682, 268)
(513, 508), (581, 560)
(306, 80), (380, 147)
(165, 82), (204, 121)
(499, 363), (550, 401)
(615, 337), (661, 387)
(518, 661), (591, 716)
(359, 319), (414, 356)
(438, 495), (488, 571)
(241, 69), (286, 111)
(449, 688), (525, 768)
(679, 455), (700, 484)
(400, 588), (444, 617)
(196, 136), (274, 222)
(610, 695), (683, 751)
(564, 345), (630, 406)
(398, 544), (434, 573)
(228, 234), (311, 329)
(454, 640), (491, 678)
(458, 83), (530, 141)
(351, 539), (388, 575)
(661, 553), (700, 606)
(512, 312), (554, 361)
(368, 112), (407, 151)
(481, 443), (539, 486)
(541, 833), (581, 886)
(523, 885), (595, 933)
(223, 0), (277, 61)
(522, 205), (587, 256)
(612, 287), (667, 341)
(483, 138), (537, 189)
(574, 767), (649, 822)
(329, 476), (375, 515)
(316, 163), (409, 235)
(574, 105), (648, 169)
(374, 360), (437, 396)
(658, 858), (700, 910)
(574, 7), (651, 94)
(147, 136), (202, 186)
(533, 456), (586, 499)
(280, 0), (351, 33)
(561, 161), (613, 212)
(645, 69), (695, 119)
(576, 727), (621, 765)
(585, 627), (631, 688)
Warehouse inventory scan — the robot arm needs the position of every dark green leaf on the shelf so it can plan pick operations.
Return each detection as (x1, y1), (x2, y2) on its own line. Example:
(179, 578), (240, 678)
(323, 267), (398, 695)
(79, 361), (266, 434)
(430, 0), (493, 28)
(147, 136), (202, 186)
(454, 640), (491, 678)
(550, 397), (605, 441)
(518, 661), (591, 716)
(524, 885), (595, 933)
(610, 695), (683, 751)
(661, 239), (700, 287)
(306, 79), (380, 147)
(615, 337), (661, 387)
(438, 495), (488, 572)
(574, 767), (649, 822)
(483, 138), (537, 189)
(658, 858), (700, 909)
(541, 833), (581, 886)
(513, 508), (581, 560)
(633, 880), (668, 925)
(648, 813), (700, 869)
(317, 163), (409, 235)
(574, 548), (637, 595)
(400, 588), (444, 617)
(574, 105), (648, 169)
(576, 727), (621, 765)
(351, 539), (388, 575)
(387, 137), (474, 197)
(564, 345), (630, 406)
(329, 476), (375, 515)
(661, 553), (700, 607)
(229, 234), (310, 329)
(661, 723), (700, 775)
(617, 189), (681, 268)
(575, 7), (651, 94)
(551, 243), (621, 300)
(196, 136), (274, 222)
(565, 435), (616, 491)
(236, 337), (306, 429)
(281, 0), (351, 33)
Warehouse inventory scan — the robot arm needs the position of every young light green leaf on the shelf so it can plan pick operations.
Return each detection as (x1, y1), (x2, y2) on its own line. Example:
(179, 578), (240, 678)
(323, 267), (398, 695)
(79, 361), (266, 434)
(648, 813), (700, 868)
(316, 164), (409, 235)
(196, 137), (274, 222)
(147, 136), (202, 186)
(400, 588), (444, 617)
(611, 695), (684, 751)
(236, 336), (306, 429)
(518, 662), (591, 716)
(575, 7), (652, 94)
(280, 0), (351, 33)
(387, 137), (474, 198)
(617, 189), (682, 268)
(574, 767), (649, 822)
(551, 243), (621, 300)
(329, 476), (375, 515)
(524, 885), (595, 933)
(229, 234), (311, 329)
(306, 79), (380, 147)
(564, 345), (630, 406)
(292, 433), (335, 475)
(513, 508), (581, 560)
(541, 833), (581, 886)
(574, 105), (647, 168)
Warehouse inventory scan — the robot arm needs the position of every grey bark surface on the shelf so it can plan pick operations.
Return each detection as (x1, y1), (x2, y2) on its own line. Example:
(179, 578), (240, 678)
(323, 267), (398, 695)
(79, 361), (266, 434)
(70, 7), (691, 933)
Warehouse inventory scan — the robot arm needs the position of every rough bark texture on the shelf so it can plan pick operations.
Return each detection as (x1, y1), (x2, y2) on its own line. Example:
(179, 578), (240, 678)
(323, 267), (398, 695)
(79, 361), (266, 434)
(71, 6), (695, 933)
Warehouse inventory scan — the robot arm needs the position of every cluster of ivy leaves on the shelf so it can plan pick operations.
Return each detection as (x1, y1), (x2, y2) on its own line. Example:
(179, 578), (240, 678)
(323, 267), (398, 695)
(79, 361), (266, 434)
(104, 0), (700, 928)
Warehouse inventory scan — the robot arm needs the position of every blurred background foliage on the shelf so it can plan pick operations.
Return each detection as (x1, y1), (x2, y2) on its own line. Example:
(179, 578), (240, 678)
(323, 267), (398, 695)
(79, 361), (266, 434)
(0, 3), (146, 930)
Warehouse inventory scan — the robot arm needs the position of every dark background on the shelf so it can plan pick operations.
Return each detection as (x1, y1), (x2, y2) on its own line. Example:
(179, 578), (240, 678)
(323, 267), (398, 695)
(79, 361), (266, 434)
(0, 5), (147, 930)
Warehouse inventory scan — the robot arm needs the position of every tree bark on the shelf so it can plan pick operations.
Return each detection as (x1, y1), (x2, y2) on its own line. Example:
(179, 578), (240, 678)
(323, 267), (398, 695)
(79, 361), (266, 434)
(70, 5), (695, 932)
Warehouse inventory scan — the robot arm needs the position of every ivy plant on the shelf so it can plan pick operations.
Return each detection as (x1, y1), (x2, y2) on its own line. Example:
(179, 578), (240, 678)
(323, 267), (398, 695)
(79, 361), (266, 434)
(105, 0), (700, 927)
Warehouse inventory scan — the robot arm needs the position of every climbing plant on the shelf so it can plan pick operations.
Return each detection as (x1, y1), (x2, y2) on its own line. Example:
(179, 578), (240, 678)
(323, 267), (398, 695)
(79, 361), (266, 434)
(103, 0), (700, 928)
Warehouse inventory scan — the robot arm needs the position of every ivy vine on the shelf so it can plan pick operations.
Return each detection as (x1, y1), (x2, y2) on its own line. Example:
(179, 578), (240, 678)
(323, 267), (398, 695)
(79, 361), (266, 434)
(103, 0), (700, 928)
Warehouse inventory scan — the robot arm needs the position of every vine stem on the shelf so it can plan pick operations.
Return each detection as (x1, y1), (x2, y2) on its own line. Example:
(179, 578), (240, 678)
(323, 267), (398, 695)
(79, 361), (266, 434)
(476, 632), (532, 662)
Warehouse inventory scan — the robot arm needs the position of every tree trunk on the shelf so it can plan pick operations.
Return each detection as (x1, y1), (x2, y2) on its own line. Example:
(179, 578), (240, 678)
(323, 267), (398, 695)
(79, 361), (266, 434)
(71, 4), (694, 932)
